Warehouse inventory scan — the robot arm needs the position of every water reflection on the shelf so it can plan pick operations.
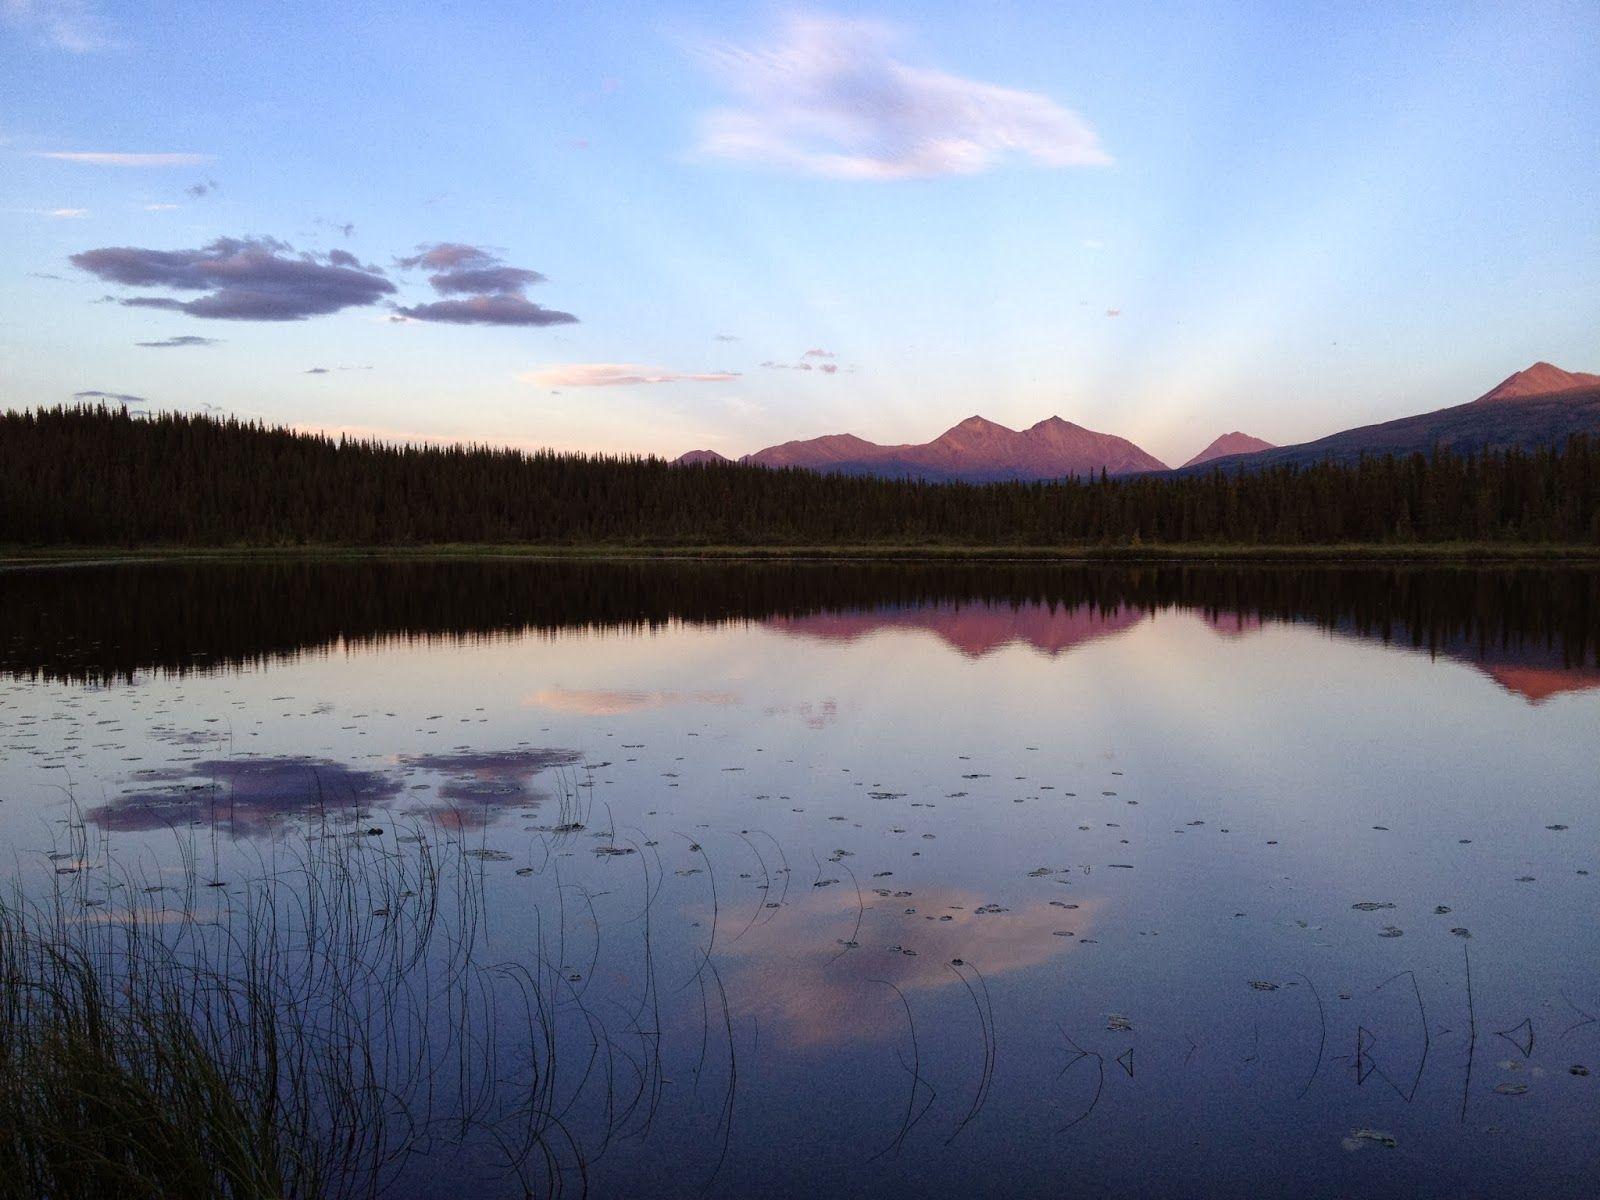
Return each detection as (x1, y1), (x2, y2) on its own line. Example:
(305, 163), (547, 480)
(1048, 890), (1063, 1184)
(526, 687), (740, 715)
(716, 885), (1100, 1046)
(89, 756), (403, 835)
(765, 603), (1146, 658)
(400, 747), (583, 829)
(87, 747), (583, 836)
(3, 559), (1596, 686)
(4, 559), (1598, 1197)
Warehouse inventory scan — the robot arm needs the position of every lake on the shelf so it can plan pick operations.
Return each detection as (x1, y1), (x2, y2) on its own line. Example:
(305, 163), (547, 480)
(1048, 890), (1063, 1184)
(2, 559), (1597, 1198)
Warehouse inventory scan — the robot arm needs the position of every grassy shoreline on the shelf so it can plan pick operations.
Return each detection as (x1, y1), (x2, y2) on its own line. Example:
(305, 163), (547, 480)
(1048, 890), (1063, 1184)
(5, 542), (1600, 568)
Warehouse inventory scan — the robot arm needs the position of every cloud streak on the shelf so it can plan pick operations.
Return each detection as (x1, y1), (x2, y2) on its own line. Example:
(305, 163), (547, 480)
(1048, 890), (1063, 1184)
(71, 236), (395, 320)
(136, 335), (219, 348)
(73, 389), (146, 404)
(761, 358), (838, 374)
(520, 363), (740, 388)
(35, 151), (210, 166)
(694, 14), (1109, 180)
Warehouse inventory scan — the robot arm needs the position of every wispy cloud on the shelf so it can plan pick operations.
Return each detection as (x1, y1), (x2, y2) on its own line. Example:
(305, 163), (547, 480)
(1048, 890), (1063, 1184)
(15, 206), (88, 218)
(520, 363), (741, 388)
(693, 14), (1109, 179)
(135, 335), (219, 348)
(73, 389), (146, 404)
(35, 151), (211, 166)
(761, 357), (839, 374)
(395, 242), (576, 326)
(3, 0), (109, 52)
(71, 236), (395, 320)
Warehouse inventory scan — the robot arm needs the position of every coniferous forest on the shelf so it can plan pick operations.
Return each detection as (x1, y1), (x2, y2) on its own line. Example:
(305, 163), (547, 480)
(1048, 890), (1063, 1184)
(3, 404), (1598, 548)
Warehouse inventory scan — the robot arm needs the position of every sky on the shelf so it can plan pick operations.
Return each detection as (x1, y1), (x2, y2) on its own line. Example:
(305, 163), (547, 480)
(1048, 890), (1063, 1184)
(2, 1), (1597, 466)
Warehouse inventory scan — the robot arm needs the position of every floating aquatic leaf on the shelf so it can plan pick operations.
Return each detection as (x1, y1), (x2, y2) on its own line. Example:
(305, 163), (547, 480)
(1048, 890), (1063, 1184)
(1342, 1129), (1397, 1151)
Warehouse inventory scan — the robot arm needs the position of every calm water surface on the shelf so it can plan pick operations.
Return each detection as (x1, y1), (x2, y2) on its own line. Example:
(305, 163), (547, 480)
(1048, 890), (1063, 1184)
(2, 561), (1597, 1198)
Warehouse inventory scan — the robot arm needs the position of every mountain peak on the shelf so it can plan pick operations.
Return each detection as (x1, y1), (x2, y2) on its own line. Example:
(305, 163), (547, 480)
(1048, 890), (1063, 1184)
(1182, 431), (1275, 468)
(673, 449), (731, 466)
(1027, 415), (1083, 432)
(723, 412), (1167, 482)
(1475, 362), (1600, 404)
(950, 415), (1014, 433)
(930, 415), (1021, 455)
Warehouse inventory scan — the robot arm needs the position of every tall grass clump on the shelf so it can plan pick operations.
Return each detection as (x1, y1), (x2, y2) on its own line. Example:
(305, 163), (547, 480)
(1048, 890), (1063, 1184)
(0, 819), (645, 1199)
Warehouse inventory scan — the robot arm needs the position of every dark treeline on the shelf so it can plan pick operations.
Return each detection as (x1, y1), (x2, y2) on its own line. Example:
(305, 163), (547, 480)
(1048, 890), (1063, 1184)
(4, 405), (1599, 546)
(3, 559), (1595, 684)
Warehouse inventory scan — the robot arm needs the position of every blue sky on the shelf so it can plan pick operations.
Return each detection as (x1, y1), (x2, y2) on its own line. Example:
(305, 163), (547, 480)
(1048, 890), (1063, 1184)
(2, 1), (1596, 465)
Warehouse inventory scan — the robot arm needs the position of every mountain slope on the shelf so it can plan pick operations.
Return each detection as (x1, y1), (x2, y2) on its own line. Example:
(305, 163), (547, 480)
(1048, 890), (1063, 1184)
(1474, 362), (1600, 403)
(744, 432), (896, 470)
(672, 449), (732, 466)
(1182, 432), (1275, 468)
(1183, 362), (1600, 474)
(734, 415), (1167, 482)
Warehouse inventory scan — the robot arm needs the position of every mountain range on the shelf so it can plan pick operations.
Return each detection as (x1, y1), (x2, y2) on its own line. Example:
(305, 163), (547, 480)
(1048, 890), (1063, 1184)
(676, 414), (1165, 482)
(675, 362), (1600, 482)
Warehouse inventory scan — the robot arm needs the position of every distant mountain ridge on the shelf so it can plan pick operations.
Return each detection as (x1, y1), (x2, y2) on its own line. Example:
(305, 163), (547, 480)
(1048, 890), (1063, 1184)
(676, 362), (1600, 482)
(678, 414), (1168, 482)
(673, 449), (732, 465)
(1183, 362), (1600, 475)
(1182, 432), (1275, 468)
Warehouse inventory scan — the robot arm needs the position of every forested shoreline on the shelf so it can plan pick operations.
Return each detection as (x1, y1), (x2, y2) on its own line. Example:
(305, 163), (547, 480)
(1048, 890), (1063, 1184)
(4, 405), (1598, 548)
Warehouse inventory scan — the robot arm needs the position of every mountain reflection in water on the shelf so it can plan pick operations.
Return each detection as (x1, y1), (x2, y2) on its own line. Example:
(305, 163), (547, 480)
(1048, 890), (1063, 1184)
(2, 559), (1596, 695)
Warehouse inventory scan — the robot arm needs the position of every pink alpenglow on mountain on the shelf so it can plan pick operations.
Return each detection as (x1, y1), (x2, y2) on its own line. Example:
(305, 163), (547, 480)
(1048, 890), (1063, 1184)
(1178, 361), (1600, 472)
(672, 449), (733, 465)
(1182, 432), (1275, 468)
(712, 415), (1167, 482)
(1472, 361), (1600, 404)
(745, 433), (885, 469)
